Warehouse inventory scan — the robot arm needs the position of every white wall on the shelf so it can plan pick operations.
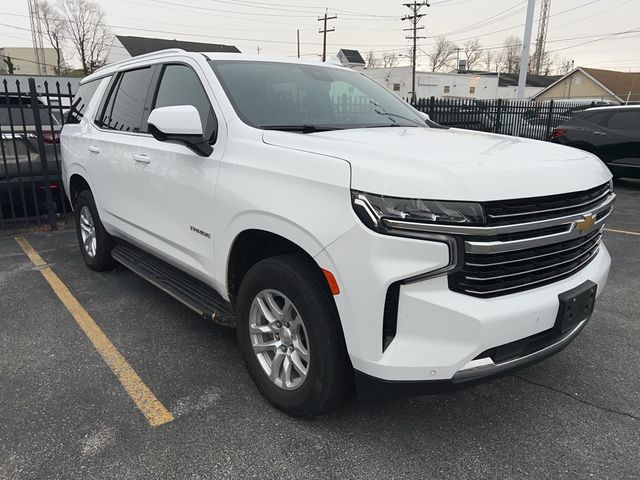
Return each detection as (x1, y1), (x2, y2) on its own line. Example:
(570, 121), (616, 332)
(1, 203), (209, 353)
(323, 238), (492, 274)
(364, 66), (500, 99)
(497, 86), (545, 100)
(0, 47), (61, 75)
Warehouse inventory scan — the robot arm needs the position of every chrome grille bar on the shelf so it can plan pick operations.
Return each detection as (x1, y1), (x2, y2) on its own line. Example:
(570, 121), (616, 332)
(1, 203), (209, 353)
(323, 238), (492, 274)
(464, 209), (610, 254)
(461, 247), (601, 296)
(463, 239), (601, 282)
(465, 231), (602, 267)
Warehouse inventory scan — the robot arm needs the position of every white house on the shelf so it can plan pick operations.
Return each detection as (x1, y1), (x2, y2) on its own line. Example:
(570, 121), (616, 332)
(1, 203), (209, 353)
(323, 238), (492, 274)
(363, 66), (562, 100)
(364, 66), (500, 100)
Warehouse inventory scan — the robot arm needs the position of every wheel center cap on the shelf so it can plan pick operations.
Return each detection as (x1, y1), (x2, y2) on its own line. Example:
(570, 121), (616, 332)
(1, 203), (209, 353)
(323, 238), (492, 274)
(281, 327), (294, 345)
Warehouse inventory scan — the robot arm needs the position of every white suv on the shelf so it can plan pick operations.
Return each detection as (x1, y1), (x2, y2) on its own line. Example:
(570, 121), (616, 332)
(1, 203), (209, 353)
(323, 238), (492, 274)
(61, 49), (614, 417)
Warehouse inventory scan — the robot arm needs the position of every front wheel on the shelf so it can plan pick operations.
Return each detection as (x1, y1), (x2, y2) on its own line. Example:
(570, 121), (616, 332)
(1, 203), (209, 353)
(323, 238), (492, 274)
(74, 190), (116, 271)
(236, 254), (352, 417)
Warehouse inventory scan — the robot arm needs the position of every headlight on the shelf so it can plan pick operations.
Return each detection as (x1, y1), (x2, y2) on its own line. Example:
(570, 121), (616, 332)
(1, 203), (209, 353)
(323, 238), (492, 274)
(352, 190), (485, 233)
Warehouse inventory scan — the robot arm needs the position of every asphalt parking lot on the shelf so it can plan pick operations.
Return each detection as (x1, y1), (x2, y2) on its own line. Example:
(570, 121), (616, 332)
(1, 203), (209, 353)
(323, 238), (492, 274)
(1, 181), (638, 480)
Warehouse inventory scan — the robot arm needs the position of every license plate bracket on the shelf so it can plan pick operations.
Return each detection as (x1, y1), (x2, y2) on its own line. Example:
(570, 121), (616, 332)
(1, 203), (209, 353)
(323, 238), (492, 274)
(554, 280), (597, 334)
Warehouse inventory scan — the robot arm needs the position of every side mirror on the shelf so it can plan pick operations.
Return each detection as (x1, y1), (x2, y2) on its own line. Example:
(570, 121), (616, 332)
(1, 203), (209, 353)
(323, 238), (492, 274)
(147, 105), (213, 157)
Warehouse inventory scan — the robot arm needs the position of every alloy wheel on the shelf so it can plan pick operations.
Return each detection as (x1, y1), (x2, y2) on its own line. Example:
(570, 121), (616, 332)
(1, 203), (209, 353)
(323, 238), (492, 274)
(79, 205), (97, 258)
(249, 289), (310, 390)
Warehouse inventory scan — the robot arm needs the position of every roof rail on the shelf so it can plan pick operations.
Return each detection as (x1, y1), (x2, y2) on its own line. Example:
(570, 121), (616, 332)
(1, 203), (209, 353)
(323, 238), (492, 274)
(94, 48), (187, 74)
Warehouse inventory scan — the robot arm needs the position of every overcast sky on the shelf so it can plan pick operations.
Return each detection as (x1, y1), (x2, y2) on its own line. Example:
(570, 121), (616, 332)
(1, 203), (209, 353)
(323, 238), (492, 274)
(1, 0), (639, 72)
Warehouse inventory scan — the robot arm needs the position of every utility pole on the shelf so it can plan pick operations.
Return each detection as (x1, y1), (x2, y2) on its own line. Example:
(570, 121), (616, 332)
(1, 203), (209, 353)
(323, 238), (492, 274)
(402, 1), (429, 104)
(297, 29), (300, 58)
(257, 45), (261, 55)
(454, 47), (461, 72)
(318, 9), (337, 62)
(516, 0), (536, 100)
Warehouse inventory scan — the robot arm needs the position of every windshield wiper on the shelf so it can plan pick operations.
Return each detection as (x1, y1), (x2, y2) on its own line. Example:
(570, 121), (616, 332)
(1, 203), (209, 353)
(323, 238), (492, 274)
(261, 124), (342, 134)
(369, 100), (424, 127)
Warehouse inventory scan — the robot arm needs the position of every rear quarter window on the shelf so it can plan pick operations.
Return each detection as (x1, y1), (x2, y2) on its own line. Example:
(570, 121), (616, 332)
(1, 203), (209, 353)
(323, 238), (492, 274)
(65, 79), (102, 125)
(573, 110), (610, 126)
(96, 68), (153, 133)
(606, 111), (640, 130)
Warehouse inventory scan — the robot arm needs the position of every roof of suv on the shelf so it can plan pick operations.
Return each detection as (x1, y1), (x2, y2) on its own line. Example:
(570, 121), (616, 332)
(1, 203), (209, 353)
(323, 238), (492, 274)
(84, 49), (346, 84)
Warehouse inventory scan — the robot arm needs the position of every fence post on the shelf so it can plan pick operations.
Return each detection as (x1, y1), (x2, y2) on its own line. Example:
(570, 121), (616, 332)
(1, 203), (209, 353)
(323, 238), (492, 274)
(28, 77), (57, 230)
(494, 98), (503, 133)
(545, 99), (555, 140)
(429, 96), (435, 120)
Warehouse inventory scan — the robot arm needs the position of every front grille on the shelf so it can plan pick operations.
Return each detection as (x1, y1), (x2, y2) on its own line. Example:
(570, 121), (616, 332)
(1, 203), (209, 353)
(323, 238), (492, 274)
(449, 229), (602, 297)
(484, 183), (610, 226)
(449, 182), (612, 298)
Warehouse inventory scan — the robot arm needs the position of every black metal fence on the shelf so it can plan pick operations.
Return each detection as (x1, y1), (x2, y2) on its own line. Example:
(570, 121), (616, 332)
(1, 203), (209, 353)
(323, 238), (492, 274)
(0, 78), (74, 229)
(410, 97), (601, 140)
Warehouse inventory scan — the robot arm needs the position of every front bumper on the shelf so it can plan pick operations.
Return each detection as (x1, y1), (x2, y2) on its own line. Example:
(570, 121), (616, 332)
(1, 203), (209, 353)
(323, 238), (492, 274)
(355, 307), (592, 401)
(316, 223), (611, 385)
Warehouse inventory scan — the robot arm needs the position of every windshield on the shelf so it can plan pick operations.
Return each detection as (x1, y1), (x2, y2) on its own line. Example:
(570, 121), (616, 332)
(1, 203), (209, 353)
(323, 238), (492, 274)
(209, 60), (425, 131)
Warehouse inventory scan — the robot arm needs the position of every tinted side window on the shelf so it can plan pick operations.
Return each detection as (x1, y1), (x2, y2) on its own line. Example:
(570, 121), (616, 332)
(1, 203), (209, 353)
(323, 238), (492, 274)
(152, 64), (216, 140)
(607, 111), (640, 130)
(66, 79), (101, 125)
(98, 68), (153, 132)
(585, 111), (609, 126)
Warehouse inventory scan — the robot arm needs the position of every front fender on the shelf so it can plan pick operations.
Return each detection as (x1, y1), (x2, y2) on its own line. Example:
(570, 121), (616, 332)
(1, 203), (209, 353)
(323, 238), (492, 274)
(215, 211), (351, 299)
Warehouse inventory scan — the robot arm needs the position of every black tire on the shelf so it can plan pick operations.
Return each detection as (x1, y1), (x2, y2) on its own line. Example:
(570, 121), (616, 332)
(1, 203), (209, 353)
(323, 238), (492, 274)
(236, 254), (352, 417)
(74, 190), (116, 271)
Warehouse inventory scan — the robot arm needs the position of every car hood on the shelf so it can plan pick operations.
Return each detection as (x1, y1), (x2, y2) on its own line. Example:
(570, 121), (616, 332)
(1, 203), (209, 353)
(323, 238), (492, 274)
(262, 127), (611, 201)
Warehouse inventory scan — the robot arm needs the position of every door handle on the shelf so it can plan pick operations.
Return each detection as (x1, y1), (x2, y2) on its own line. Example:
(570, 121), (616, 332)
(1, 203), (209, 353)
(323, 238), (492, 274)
(593, 131), (607, 136)
(132, 154), (151, 164)
(88, 145), (101, 153)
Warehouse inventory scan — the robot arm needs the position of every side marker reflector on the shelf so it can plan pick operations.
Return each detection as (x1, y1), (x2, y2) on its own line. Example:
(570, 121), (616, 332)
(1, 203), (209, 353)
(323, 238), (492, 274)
(321, 269), (340, 295)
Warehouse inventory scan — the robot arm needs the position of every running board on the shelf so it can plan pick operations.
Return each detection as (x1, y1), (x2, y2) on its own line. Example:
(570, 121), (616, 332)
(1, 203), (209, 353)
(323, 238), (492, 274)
(111, 243), (235, 327)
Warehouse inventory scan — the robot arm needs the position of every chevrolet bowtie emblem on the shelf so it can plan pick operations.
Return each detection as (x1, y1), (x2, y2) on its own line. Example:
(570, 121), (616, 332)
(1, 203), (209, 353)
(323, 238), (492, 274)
(575, 214), (596, 233)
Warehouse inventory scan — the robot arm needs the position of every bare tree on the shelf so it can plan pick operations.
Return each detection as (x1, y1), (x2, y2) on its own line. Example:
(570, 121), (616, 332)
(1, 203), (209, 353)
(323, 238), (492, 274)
(38, 1), (66, 74)
(365, 50), (379, 69)
(557, 58), (574, 75)
(382, 52), (398, 68)
(481, 49), (494, 72)
(502, 36), (522, 74)
(492, 49), (505, 73)
(428, 37), (457, 72)
(538, 52), (554, 76)
(59, 0), (111, 75)
(464, 39), (482, 71)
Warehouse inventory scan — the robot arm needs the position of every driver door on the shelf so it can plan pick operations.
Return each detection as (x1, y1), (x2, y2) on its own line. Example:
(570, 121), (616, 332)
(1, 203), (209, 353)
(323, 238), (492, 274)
(131, 60), (224, 281)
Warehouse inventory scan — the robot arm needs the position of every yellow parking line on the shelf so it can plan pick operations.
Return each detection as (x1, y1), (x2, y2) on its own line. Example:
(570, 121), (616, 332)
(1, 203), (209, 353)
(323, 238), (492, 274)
(15, 236), (174, 427)
(604, 228), (640, 237)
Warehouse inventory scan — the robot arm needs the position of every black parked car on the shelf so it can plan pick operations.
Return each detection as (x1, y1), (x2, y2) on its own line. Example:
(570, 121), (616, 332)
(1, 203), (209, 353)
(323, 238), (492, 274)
(1, 95), (63, 220)
(551, 106), (640, 179)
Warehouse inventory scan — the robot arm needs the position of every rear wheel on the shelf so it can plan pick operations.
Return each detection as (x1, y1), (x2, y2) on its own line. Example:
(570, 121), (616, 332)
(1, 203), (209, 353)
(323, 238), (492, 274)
(236, 254), (352, 417)
(74, 190), (116, 271)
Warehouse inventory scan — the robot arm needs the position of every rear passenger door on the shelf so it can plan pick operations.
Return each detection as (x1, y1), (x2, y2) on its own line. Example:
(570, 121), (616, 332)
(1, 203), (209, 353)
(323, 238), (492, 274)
(130, 61), (224, 281)
(89, 67), (154, 237)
